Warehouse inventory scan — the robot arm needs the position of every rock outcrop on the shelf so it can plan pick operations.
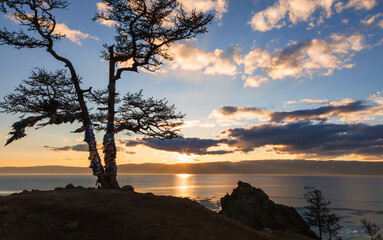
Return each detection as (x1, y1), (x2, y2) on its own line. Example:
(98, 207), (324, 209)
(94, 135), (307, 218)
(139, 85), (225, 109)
(220, 181), (318, 239)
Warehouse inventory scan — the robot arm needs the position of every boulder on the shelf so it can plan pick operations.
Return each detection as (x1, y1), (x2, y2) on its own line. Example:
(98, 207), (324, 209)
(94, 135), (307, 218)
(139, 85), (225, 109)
(121, 185), (134, 192)
(220, 181), (318, 239)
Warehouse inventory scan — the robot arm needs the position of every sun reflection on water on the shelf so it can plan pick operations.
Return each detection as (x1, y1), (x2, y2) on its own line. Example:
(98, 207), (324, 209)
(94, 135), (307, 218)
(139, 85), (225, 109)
(175, 174), (193, 197)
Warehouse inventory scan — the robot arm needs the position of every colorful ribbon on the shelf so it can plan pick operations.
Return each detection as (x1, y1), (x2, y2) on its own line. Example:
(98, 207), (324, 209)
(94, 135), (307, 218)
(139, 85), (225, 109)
(5, 115), (45, 146)
(85, 124), (105, 179)
(103, 124), (117, 176)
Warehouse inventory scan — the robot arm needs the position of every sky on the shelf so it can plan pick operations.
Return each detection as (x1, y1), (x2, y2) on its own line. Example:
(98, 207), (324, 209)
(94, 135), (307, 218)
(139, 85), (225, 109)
(1, 0), (383, 167)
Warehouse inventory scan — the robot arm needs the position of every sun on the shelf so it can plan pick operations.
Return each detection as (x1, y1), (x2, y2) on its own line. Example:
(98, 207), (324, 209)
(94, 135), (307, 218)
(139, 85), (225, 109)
(176, 174), (191, 179)
(176, 153), (195, 163)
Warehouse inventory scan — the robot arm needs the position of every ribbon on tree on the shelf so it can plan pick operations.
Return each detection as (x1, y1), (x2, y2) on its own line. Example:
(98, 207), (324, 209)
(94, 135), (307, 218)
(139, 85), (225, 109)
(5, 113), (82, 146)
(103, 124), (117, 176)
(85, 124), (105, 179)
(49, 113), (81, 125)
(5, 115), (45, 146)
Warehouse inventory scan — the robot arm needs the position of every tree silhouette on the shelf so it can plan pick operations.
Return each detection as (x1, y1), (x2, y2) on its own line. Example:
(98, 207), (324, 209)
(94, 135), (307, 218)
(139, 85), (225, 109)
(361, 218), (382, 240)
(303, 188), (341, 240)
(0, 0), (213, 188)
(0, 69), (82, 145)
(93, 0), (213, 188)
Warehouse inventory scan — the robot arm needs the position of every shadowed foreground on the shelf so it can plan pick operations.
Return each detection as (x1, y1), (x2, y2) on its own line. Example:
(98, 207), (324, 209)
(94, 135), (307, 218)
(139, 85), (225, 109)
(0, 186), (313, 240)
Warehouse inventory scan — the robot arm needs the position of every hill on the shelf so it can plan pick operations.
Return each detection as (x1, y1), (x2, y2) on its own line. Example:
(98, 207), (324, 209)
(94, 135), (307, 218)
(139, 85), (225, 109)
(1, 160), (382, 175)
(0, 186), (313, 240)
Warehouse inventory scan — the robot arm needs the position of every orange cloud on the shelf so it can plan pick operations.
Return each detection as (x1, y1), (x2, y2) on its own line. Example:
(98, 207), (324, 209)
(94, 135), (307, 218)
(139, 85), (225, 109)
(250, 0), (377, 32)
(242, 33), (365, 81)
(249, 0), (336, 32)
(95, 2), (117, 27)
(178, 0), (227, 20)
(169, 43), (237, 76)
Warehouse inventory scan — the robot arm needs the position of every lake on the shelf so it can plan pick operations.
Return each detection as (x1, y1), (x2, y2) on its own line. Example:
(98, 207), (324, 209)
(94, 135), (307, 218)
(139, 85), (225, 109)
(1, 174), (382, 239)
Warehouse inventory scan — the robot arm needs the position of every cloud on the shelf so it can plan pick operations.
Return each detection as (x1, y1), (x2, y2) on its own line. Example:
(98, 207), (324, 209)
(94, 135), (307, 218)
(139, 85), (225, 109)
(166, 32), (367, 87)
(53, 23), (98, 45)
(221, 121), (383, 159)
(96, 2), (117, 27)
(44, 144), (89, 152)
(120, 93), (383, 159)
(124, 137), (233, 155)
(301, 99), (330, 104)
(243, 33), (365, 81)
(269, 100), (372, 122)
(243, 76), (270, 87)
(178, 0), (228, 20)
(249, 0), (336, 32)
(243, 48), (272, 74)
(285, 100), (298, 105)
(122, 121), (383, 159)
(209, 106), (270, 121)
(181, 120), (215, 128)
(96, 2), (110, 12)
(169, 43), (238, 76)
(6, 12), (98, 45)
(335, 0), (377, 12)
(362, 13), (383, 28)
(44, 143), (127, 152)
(210, 96), (383, 124)
(285, 98), (330, 106)
(250, 0), (377, 32)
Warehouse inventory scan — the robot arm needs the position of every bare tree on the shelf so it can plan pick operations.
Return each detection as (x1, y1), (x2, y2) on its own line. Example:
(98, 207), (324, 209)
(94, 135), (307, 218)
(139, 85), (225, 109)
(0, 0), (213, 188)
(361, 218), (382, 240)
(304, 188), (341, 240)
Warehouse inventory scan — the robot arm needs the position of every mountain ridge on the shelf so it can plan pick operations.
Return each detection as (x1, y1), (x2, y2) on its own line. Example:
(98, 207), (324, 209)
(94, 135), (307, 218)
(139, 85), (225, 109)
(1, 160), (382, 175)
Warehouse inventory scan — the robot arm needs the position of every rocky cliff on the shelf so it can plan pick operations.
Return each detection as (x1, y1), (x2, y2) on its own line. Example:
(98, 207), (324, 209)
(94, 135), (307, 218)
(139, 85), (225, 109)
(220, 181), (318, 239)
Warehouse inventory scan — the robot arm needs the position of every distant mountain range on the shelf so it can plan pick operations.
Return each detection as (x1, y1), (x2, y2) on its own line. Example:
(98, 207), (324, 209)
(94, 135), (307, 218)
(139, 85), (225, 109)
(1, 160), (383, 175)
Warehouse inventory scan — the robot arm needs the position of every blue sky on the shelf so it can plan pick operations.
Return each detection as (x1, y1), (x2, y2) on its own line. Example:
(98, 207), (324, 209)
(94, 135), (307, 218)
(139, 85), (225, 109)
(1, 0), (383, 167)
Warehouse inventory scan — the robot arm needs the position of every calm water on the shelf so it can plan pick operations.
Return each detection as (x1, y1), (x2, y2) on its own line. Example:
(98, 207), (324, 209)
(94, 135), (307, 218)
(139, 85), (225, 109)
(1, 174), (382, 239)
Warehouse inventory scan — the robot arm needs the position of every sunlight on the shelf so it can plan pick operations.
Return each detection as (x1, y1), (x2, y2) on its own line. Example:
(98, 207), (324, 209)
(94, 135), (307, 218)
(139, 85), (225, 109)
(176, 174), (191, 179)
(176, 153), (195, 163)
(174, 173), (193, 197)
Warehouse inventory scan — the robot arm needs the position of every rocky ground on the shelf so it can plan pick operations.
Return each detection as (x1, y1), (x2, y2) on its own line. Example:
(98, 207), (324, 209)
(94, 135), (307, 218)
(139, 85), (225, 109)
(0, 184), (315, 240)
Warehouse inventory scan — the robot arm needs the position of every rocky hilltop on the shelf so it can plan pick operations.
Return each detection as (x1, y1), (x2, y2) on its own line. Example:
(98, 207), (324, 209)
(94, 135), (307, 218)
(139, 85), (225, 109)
(220, 181), (318, 239)
(0, 184), (315, 240)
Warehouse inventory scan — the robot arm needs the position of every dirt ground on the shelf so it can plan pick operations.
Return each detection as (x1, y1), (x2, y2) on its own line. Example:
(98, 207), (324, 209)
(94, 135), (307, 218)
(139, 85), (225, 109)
(0, 186), (313, 240)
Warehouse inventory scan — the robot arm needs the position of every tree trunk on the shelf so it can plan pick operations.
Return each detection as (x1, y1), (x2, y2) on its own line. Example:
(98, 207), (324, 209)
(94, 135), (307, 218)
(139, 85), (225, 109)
(85, 123), (111, 189)
(46, 45), (110, 188)
(103, 46), (120, 189)
(103, 124), (119, 189)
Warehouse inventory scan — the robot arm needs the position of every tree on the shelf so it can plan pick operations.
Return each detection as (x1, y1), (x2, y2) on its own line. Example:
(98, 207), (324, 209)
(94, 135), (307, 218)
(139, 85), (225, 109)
(0, 69), (82, 145)
(0, 0), (213, 188)
(361, 218), (382, 240)
(303, 188), (341, 240)
(93, 0), (213, 188)
(323, 213), (341, 240)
